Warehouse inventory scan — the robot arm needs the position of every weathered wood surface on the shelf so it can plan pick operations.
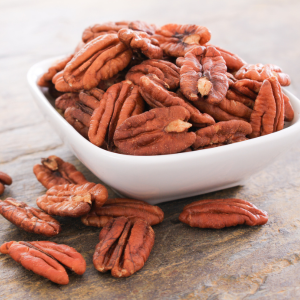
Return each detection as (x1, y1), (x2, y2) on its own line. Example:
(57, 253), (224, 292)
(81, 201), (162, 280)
(1, 0), (300, 299)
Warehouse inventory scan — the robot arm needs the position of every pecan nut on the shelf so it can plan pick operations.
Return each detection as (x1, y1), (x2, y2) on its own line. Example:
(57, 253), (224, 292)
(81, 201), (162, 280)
(192, 120), (252, 150)
(0, 241), (86, 284)
(114, 106), (196, 155)
(55, 92), (80, 113)
(93, 217), (155, 277)
(179, 198), (268, 229)
(81, 198), (164, 227)
(52, 71), (79, 93)
(63, 34), (132, 90)
(235, 63), (291, 86)
(0, 172), (12, 196)
(126, 59), (180, 89)
(249, 76), (284, 138)
(118, 28), (163, 59)
(153, 24), (211, 57)
(0, 198), (61, 236)
(36, 182), (108, 218)
(128, 20), (157, 35)
(139, 74), (215, 126)
(283, 93), (294, 122)
(33, 155), (88, 189)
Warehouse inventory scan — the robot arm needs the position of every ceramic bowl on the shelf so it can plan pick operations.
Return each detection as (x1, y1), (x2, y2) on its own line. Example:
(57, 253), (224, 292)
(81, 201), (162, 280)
(27, 56), (300, 204)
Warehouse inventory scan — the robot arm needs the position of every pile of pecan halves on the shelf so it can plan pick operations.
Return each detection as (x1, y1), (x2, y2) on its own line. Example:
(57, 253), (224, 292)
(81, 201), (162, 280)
(0, 155), (268, 284)
(37, 21), (294, 155)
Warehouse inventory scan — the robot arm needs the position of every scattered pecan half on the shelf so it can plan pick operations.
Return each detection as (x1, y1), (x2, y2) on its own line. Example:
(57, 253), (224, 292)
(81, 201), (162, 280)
(82, 21), (129, 43)
(33, 155), (88, 189)
(249, 76), (284, 138)
(93, 217), (155, 277)
(153, 24), (211, 57)
(128, 20), (157, 35)
(114, 106), (196, 155)
(64, 34), (132, 90)
(36, 182), (108, 218)
(38, 55), (74, 87)
(139, 74), (215, 126)
(235, 63), (291, 86)
(179, 198), (268, 229)
(192, 120), (252, 150)
(0, 198), (61, 236)
(0, 172), (12, 196)
(89, 80), (144, 148)
(126, 59), (180, 89)
(118, 28), (163, 59)
(0, 241), (86, 284)
(81, 198), (164, 227)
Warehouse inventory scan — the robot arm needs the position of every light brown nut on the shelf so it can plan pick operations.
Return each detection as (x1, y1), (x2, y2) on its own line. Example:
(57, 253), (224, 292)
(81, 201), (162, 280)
(63, 34), (132, 90)
(81, 198), (164, 227)
(0, 198), (61, 236)
(153, 23), (211, 57)
(249, 76), (284, 138)
(192, 120), (252, 150)
(139, 74), (215, 126)
(0, 172), (12, 196)
(33, 155), (88, 189)
(179, 198), (268, 229)
(36, 182), (108, 218)
(283, 93), (294, 122)
(114, 106), (196, 155)
(93, 217), (155, 277)
(52, 71), (79, 93)
(118, 28), (163, 59)
(226, 89), (255, 109)
(235, 63), (291, 86)
(128, 20), (157, 35)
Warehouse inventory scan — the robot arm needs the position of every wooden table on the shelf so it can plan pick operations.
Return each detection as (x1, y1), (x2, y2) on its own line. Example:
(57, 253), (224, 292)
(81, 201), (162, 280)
(1, 1), (300, 299)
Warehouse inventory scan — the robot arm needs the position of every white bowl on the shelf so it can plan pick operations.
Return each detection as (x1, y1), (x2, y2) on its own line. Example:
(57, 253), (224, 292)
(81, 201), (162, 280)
(27, 56), (300, 204)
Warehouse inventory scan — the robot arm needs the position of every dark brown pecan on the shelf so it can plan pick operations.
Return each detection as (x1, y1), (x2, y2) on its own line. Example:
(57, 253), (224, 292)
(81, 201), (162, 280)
(89, 81), (144, 148)
(114, 106), (196, 155)
(36, 182), (108, 218)
(33, 155), (88, 189)
(207, 44), (246, 71)
(128, 20), (157, 35)
(118, 28), (163, 59)
(0, 241), (86, 284)
(93, 217), (155, 277)
(81, 198), (164, 227)
(235, 63), (291, 86)
(38, 55), (74, 87)
(97, 70), (127, 91)
(0, 198), (61, 236)
(55, 93), (80, 113)
(249, 76), (284, 138)
(126, 59), (180, 89)
(82, 21), (129, 43)
(153, 24), (211, 57)
(0, 172), (12, 196)
(192, 120), (252, 150)
(179, 198), (268, 229)
(63, 34), (132, 90)
(139, 74), (215, 126)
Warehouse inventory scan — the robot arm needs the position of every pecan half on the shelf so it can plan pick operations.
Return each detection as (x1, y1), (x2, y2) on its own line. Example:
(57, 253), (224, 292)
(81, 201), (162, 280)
(33, 155), (88, 189)
(36, 182), (108, 218)
(0, 172), (12, 196)
(192, 120), (252, 150)
(128, 20), (157, 35)
(0, 198), (61, 236)
(82, 21), (129, 43)
(81, 198), (164, 227)
(55, 93), (80, 113)
(0, 241), (86, 284)
(63, 34), (132, 90)
(114, 106), (196, 155)
(283, 93), (294, 122)
(235, 63), (291, 86)
(139, 74), (215, 126)
(118, 28), (163, 59)
(38, 55), (74, 87)
(179, 198), (268, 229)
(226, 89), (255, 109)
(93, 217), (155, 277)
(126, 59), (180, 89)
(52, 71), (79, 93)
(89, 80), (144, 148)
(153, 24), (211, 57)
(249, 76), (284, 138)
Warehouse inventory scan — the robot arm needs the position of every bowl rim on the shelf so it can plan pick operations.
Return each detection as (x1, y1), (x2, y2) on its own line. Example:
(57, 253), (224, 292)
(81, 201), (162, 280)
(27, 55), (300, 163)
